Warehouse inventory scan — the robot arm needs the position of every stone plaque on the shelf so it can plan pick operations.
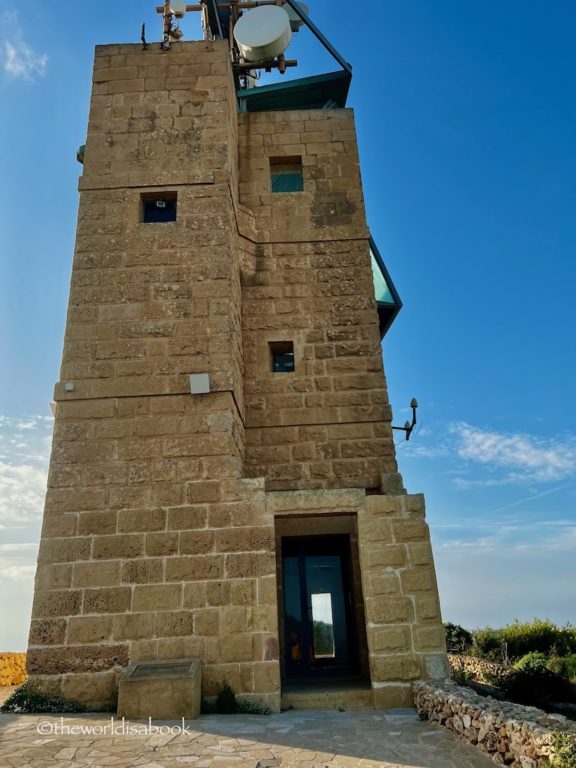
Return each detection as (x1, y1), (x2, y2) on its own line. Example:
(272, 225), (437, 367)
(129, 662), (193, 680)
(118, 658), (202, 720)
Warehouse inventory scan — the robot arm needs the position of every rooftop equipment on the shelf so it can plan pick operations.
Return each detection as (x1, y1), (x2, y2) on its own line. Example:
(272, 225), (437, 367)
(282, 1), (309, 32)
(234, 5), (292, 63)
(154, 1), (350, 85)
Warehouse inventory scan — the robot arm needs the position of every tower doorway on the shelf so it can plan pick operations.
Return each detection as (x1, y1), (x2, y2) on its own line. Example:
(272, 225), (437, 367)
(281, 535), (360, 682)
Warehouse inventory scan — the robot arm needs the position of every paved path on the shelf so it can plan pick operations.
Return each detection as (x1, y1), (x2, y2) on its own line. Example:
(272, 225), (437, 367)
(0, 708), (495, 767)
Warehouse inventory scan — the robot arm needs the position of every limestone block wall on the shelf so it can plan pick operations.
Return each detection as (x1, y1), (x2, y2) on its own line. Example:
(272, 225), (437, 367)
(238, 109), (367, 243)
(358, 494), (449, 708)
(64, 41), (244, 410)
(267, 489), (448, 708)
(26, 41), (266, 711)
(238, 110), (398, 491)
(26, 40), (448, 712)
(30, 447), (280, 711)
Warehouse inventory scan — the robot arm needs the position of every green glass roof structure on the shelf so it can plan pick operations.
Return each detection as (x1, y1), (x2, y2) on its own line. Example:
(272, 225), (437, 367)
(370, 236), (402, 338)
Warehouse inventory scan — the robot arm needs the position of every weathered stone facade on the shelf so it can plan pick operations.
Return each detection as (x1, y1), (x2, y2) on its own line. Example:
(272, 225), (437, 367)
(27, 40), (448, 711)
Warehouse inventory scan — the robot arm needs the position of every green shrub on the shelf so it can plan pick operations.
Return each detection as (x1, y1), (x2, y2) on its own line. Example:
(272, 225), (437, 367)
(472, 627), (505, 662)
(201, 682), (270, 716)
(235, 698), (271, 716)
(473, 621), (576, 662)
(550, 731), (576, 768)
(548, 656), (576, 683)
(513, 652), (549, 672)
(0, 682), (85, 714)
(502, 667), (576, 708)
(444, 623), (473, 654)
(215, 683), (237, 714)
(500, 620), (576, 659)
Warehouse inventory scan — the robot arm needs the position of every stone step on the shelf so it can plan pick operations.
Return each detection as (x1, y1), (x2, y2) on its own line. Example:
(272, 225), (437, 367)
(281, 685), (374, 711)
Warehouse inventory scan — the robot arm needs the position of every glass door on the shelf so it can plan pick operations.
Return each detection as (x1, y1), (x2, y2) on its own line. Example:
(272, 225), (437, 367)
(282, 535), (358, 681)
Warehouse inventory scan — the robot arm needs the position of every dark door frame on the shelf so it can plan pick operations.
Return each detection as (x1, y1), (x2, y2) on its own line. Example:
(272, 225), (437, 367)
(280, 534), (360, 683)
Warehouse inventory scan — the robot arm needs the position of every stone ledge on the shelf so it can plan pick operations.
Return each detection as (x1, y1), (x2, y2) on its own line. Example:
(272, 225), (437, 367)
(413, 678), (576, 768)
(266, 488), (365, 513)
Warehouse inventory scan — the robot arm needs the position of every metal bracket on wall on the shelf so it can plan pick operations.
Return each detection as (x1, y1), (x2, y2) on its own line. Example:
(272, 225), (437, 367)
(392, 399), (419, 441)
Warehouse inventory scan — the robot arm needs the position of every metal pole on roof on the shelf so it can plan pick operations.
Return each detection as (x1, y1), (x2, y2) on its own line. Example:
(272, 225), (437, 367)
(206, 0), (224, 38)
(281, 0), (352, 75)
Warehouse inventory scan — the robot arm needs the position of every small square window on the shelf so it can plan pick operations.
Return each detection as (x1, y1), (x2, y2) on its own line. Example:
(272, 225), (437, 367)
(270, 157), (303, 193)
(270, 341), (295, 373)
(141, 192), (177, 223)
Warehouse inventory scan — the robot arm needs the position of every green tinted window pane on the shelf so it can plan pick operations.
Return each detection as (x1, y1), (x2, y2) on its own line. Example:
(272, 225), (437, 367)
(273, 352), (295, 373)
(371, 250), (395, 304)
(271, 172), (304, 193)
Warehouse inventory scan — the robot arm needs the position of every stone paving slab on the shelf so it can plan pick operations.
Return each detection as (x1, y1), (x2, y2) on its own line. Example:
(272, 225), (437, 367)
(0, 709), (496, 768)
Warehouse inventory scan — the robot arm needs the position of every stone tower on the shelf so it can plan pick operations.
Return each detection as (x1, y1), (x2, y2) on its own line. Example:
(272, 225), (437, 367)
(27, 29), (448, 712)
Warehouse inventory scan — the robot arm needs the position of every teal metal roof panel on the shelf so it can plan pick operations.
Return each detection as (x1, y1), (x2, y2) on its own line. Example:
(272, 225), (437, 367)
(237, 70), (351, 113)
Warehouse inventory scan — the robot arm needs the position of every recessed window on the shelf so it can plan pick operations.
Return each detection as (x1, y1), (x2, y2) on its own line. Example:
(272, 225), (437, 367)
(270, 341), (295, 373)
(141, 192), (177, 223)
(270, 157), (303, 193)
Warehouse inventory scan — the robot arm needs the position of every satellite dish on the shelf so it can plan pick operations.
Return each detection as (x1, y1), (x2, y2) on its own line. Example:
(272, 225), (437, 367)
(170, 1), (187, 18)
(234, 5), (292, 63)
(282, 1), (309, 32)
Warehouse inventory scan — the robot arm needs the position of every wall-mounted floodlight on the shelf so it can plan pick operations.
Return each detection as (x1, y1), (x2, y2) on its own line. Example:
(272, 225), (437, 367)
(392, 398), (418, 441)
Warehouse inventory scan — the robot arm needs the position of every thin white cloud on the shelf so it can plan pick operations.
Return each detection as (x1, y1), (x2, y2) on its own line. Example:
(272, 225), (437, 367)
(0, 542), (38, 553)
(400, 419), (576, 489)
(0, 564), (35, 581)
(452, 476), (513, 489)
(0, 12), (48, 82)
(0, 415), (51, 524)
(450, 422), (576, 483)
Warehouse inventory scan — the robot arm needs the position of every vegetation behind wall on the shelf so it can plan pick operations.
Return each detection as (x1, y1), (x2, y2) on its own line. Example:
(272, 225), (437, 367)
(0, 653), (27, 686)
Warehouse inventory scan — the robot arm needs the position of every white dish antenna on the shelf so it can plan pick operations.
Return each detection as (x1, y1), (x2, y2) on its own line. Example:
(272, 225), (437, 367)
(170, 1), (187, 18)
(282, 1), (309, 32)
(234, 5), (292, 63)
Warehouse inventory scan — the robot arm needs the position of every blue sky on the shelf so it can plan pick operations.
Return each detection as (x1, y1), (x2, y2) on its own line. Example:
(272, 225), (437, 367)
(0, 2), (575, 651)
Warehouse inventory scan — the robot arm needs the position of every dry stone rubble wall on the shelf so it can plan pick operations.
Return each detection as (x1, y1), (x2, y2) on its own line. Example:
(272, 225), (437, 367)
(449, 654), (509, 685)
(414, 678), (576, 768)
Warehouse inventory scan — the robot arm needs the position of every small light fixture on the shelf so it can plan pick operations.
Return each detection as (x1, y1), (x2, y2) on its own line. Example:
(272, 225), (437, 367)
(392, 398), (418, 441)
(64, 382), (75, 392)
